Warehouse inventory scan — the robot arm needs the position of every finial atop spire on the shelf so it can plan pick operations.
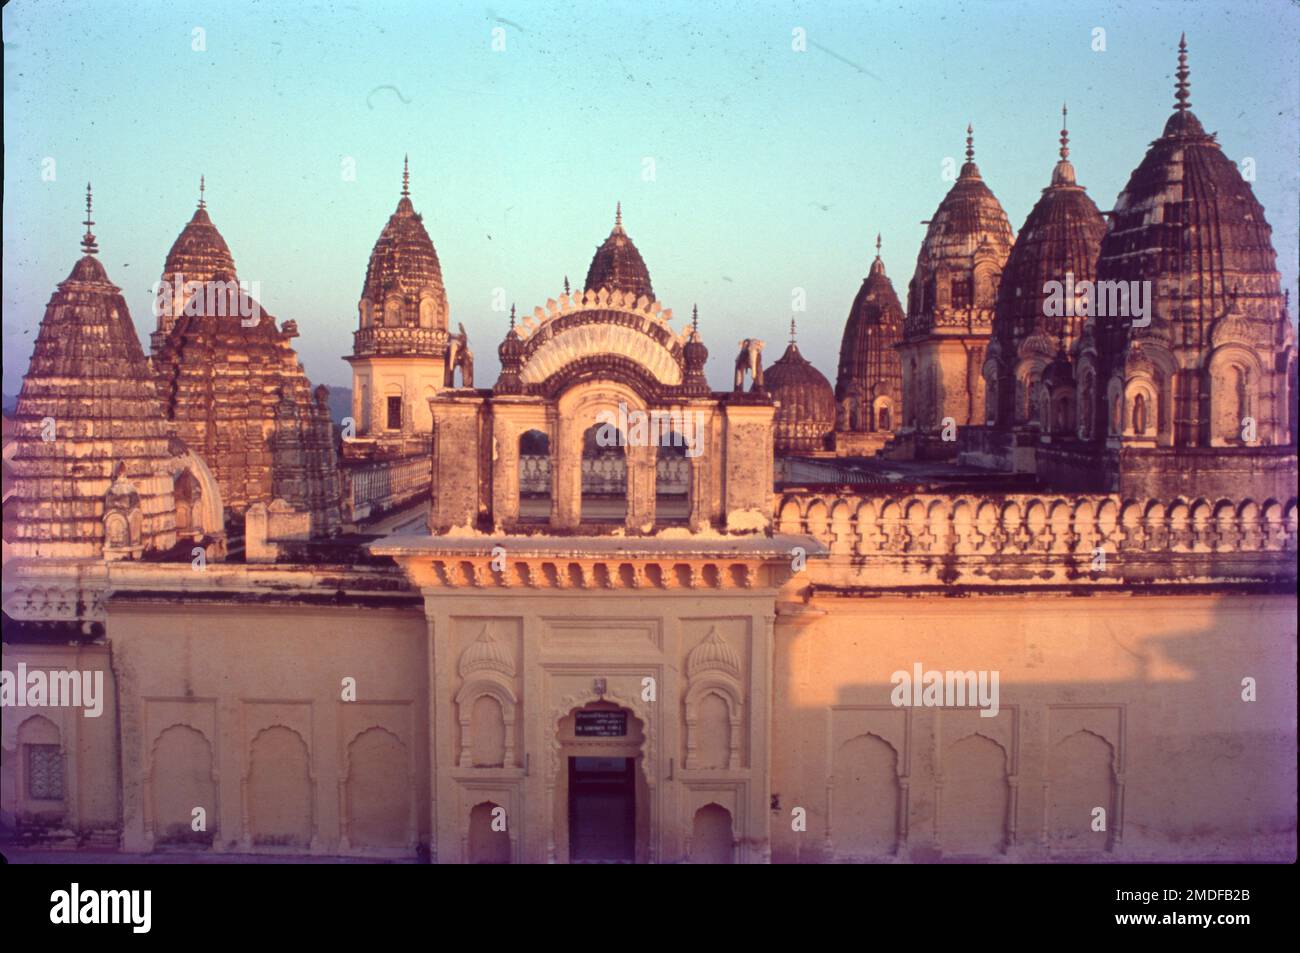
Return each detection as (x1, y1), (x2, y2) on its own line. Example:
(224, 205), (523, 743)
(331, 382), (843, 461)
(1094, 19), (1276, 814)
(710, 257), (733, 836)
(402, 154), (410, 196)
(1059, 104), (1070, 160)
(875, 233), (882, 257)
(614, 200), (623, 232)
(1174, 33), (1191, 112)
(789, 317), (797, 345)
(692, 304), (699, 332)
(509, 303), (516, 329)
(564, 275), (570, 295)
(965, 123), (974, 163)
(80, 182), (98, 255)
(198, 174), (206, 209)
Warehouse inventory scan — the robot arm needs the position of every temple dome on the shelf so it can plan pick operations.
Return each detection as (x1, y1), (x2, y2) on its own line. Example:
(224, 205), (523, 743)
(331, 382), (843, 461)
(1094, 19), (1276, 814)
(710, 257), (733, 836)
(584, 203), (654, 302)
(989, 108), (1106, 428)
(767, 324), (835, 453)
(835, 236), (904, 433)
(359, 158), (449, 331)
(163, 190), (237, 284)
(906, 126), (1015, 338)
(920, 130), (1014, 266)
(1097, 38), (1282, 343)
(1094, 35), (1292, 447)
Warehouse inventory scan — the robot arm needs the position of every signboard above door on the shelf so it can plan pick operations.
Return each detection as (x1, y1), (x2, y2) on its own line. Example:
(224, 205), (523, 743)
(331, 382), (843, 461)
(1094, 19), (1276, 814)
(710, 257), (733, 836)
(575, 710), (628, 737)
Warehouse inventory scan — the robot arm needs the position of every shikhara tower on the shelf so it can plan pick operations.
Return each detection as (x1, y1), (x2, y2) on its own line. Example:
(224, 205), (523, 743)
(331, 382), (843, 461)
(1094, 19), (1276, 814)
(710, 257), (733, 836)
(345, 157), (455, 444)
(1085, 36), (1296, 496)
(898, 125), (1015, 450)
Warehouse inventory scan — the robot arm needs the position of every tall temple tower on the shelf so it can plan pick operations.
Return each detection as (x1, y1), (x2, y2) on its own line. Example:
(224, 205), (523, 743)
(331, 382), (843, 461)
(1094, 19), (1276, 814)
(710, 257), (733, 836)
(345, 158), (454, 444)
(898, 126), (1014, 454)
(1091, 37), (1297, 497)
(152, 182), (342, 536)
(7, 187), (179, 559)
(834, 234), (904, 455)
(983, 107), (1106, 471)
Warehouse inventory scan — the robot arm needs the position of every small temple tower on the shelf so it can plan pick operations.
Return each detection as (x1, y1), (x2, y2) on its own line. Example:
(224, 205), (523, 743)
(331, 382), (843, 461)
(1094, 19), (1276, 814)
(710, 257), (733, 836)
(150, 176), (236, 355)
(834, 234), (904, 455)
(898, 126), (1014, 455)
(429, 207), (776, 535)
(345, 157), (457, 446)
(980, 107), (1106, 471)
(6, 187), (179, 560)
(585, 202), (655, 301)
(766, 319), (835, 454)
(1090, 36), (1297, 497)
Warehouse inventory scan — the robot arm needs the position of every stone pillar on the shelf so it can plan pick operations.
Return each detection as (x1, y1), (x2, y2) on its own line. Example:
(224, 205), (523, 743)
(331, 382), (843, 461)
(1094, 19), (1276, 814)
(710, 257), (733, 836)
(492, 417), (520, 527)
(554, 412), (581, 530)
(723, 403), (776, 531)
(627, 441), (656, 532)
(430, 397), (483, 532)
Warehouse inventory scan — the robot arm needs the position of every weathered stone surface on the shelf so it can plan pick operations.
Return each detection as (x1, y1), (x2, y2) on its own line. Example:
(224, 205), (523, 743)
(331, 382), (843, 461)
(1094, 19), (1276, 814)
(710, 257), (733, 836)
(835, 237), (903, 437)
(8, 198), (178, 559)
(988, 109), (1106, 436)
(900, 126), (1015, 436)
(152, 197), (342, 536)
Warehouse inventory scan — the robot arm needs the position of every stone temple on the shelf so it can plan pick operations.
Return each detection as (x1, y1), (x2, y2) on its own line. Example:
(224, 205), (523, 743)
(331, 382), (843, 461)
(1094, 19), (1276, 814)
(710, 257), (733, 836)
(2, 38), (1296, 863)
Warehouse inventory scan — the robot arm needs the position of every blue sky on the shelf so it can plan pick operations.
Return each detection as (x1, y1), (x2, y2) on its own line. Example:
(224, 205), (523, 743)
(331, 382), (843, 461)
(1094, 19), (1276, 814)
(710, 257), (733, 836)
(4, 0), (1297, 393)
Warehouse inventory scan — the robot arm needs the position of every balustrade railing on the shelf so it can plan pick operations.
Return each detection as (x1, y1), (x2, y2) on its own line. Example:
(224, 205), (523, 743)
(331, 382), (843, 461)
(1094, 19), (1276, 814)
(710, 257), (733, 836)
(775, 491), (1298, 562)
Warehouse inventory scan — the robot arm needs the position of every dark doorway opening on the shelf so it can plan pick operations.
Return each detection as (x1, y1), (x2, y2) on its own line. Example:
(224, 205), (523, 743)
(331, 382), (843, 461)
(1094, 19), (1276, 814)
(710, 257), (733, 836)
(568, 756), (635, 862)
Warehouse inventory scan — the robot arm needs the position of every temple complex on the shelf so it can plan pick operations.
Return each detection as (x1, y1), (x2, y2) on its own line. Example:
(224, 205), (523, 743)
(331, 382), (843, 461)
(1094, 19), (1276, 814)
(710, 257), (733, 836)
(2, 38), (1295, 864)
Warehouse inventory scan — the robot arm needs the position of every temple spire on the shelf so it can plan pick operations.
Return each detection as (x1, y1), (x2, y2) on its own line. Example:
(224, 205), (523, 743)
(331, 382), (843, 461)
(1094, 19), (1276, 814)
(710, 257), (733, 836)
(1174, 33), (1191, 112)
(1059, 104), (1070, 160)
(198, 174), (206, 209)
(80, 182), (98, 255)
(402, 154), (410, 196)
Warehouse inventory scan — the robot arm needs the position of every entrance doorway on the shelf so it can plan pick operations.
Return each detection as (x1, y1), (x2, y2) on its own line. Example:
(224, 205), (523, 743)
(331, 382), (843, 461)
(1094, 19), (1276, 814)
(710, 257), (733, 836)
(568, 756), (635, 862)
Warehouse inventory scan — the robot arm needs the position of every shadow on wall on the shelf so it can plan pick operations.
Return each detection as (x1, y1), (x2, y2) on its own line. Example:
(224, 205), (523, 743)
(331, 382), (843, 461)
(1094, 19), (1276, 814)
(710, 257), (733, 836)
(771, 596), (1297, 864)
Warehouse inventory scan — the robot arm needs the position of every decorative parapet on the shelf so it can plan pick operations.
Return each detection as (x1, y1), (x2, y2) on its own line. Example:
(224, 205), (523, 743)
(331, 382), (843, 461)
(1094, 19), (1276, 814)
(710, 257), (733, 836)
(775, 491), (1298, 589)
(512, 287), (685, 346)
(1, 558), (421, 628)
(368, 534), (823, 591)
(904, 307), (995, 338)
(351, 325), (450, 358)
